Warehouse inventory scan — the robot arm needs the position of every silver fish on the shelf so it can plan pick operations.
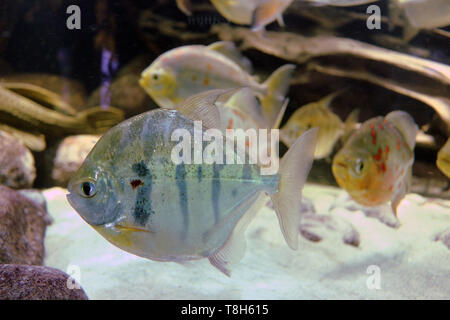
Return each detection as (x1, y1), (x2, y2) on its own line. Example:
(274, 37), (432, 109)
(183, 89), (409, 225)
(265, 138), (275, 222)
(67, 89), (318, 276)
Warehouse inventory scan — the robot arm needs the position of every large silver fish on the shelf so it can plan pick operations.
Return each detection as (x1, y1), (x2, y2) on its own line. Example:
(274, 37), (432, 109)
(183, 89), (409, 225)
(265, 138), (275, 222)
(67, 89), (318, 276)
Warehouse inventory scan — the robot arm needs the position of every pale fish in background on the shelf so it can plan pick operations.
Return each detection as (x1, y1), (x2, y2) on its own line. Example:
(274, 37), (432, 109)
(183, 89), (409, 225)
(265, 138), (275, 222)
(280, 91), (358, 159)
(332, 111), (418, 215)
(140, 41), (295, 127)
(67, 89), (318, 276)
(389, 0), (450, 41)
(210, 0), (294, 31)
(437, 138), (450, 179)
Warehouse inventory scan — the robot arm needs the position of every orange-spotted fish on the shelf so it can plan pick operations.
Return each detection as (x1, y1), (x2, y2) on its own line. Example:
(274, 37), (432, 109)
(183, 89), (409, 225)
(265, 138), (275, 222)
(332, 111), (418, 215)
(140, 41), (294, 127)
(280, 91), (358, 159)
(437, 138), (450, 179)
(209, 0), (294, 31)
(67, 89), (318, 276)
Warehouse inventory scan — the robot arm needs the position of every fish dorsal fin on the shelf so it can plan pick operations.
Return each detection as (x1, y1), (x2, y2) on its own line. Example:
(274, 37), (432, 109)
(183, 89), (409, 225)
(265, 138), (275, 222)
(223, 87), (267, 128)
(385, 110), (419, 150)
(272, 98), (288, 129)
(341, 108), (360, 143)
(176, 89), (241, 131)
(207, 41), (253, 73)
(319, 89), (346, 109)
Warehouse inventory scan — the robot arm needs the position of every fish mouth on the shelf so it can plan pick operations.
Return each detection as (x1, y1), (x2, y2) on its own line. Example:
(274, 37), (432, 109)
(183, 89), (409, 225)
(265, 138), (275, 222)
(333, 161), (348, 169)
(113, 224), (151, 233)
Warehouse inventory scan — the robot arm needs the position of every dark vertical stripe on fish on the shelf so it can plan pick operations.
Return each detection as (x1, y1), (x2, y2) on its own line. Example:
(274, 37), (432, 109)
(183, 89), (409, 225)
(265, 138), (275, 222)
(197, 166), (202, 183)
(212, 163), (224, 225)
(132, 161), (154, 226)
(176, 163), (189, 240)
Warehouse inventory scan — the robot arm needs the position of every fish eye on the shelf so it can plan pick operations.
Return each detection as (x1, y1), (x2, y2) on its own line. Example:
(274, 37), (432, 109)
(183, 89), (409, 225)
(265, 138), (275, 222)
(78, 181), (97, 198)
(355, 158), (364, 174)
(153, 73), (159, 81)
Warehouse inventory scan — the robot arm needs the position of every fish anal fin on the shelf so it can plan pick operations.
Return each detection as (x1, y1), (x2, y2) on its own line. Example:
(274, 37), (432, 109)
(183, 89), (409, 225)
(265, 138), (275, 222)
(208, 192), (268, 277)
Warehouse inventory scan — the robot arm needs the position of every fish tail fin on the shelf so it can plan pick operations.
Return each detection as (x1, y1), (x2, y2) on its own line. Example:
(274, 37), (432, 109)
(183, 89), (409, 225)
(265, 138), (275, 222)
(260, 64), (295, 130)
(78, 107), (125, 133)
(270, 128), (318, 250)
(251, 0), (291, 31)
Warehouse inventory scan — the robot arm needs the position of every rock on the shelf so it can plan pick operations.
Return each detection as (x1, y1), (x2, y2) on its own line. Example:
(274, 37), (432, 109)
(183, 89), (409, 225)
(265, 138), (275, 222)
(0, 264), (88, 300)
(0, 185), (52, 265)
(299, 213), (360, 247)
(0, 130), (36, 189)
(51, 135), (100, 187)
(435, 228), (450, 250)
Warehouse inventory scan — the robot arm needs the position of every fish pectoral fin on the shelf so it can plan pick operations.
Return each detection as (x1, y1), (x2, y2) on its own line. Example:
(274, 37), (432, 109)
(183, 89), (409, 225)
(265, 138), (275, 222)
(208, 192), (268, 277)
(207, 41), (253, 73)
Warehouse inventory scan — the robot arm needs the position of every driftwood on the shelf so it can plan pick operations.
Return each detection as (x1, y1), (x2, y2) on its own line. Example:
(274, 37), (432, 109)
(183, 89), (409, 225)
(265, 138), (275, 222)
(211, 24), (450, 133)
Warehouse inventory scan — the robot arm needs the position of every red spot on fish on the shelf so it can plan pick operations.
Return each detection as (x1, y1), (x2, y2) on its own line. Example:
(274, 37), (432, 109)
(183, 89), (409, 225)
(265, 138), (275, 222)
(383, 119), (388, 124)
(378, 124), (384, 130)
(388, 185), (393, 192)
(227, 119), (234, 129)
(373, 147), (383, 161)
(396, 142), (401, 150)
(232, 109), (246, 121)
(206, 63), (213, 71)
(371, 128), (376, 145)
(381, 162), (386, 173)
(203, 78), (210, 86)
(385, 146), (390, 155)
(131, 179), (143, 189)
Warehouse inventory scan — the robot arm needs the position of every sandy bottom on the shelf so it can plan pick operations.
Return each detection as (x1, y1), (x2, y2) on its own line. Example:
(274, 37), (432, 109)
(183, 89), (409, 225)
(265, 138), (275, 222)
(43, 184), (450, 300)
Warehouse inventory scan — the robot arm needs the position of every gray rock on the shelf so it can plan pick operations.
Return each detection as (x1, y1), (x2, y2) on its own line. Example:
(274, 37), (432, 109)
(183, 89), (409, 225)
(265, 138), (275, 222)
(0, 264), (88, 300)
(51, 135), (100, 187)
(299, 213), (360, 247)
(0, 185), (52, 265)
(0, 130), (36, 189)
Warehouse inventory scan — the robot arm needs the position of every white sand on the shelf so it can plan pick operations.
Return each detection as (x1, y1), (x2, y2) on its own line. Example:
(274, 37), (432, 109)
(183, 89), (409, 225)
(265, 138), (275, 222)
(43, 184), (450, 300)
